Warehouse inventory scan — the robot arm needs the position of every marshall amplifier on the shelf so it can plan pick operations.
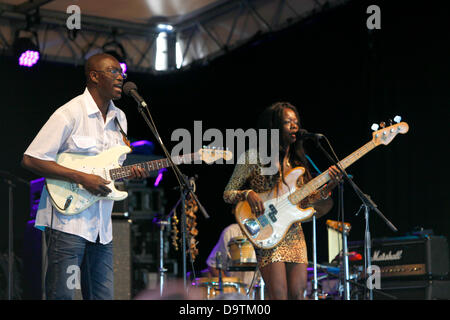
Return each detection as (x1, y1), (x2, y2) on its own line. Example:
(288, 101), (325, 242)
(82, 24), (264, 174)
(372, 279), (450, 300)
(348, 236), (449, 278)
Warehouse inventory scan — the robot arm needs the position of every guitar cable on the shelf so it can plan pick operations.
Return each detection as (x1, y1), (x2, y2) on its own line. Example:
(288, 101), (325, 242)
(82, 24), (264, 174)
(41, 185), (55, 300)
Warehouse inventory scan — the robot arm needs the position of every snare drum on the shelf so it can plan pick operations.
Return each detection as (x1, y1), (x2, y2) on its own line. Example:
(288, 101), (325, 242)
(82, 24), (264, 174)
(228, 236), (257, 266)
(193, 277), (247, 300)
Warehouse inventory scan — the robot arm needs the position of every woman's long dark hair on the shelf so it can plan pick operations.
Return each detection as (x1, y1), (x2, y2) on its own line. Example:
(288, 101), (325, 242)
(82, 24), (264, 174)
(257, 102), (313, 189)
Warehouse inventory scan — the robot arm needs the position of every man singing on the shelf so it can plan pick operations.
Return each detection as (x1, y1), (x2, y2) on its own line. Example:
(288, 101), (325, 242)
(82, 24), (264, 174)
(22, 53), (148, 300)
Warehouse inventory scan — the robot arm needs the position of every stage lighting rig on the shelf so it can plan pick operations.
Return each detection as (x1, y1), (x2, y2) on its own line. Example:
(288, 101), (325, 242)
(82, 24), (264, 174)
(13, 29), (40, 68)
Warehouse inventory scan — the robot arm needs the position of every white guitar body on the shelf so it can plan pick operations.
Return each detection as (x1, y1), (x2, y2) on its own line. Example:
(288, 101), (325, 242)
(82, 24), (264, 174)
(235, 167), (316, 249)
(45, 145), (233, 216)
(46, 146), (131, 215)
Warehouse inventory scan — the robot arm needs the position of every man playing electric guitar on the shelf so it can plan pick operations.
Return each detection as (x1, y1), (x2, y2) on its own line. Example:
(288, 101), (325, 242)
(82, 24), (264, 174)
(22, 53), (149, 300)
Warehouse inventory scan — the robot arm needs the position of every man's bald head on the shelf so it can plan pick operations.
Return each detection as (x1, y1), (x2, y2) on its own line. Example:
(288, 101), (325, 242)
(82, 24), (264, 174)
(85, 53), (119, 84)
(84, 53), (124, 102)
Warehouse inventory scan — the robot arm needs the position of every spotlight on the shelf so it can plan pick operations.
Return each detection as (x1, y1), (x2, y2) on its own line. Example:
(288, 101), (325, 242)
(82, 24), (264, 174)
(157, 24), (173, 32)
(19, 49), (40, 67)
(13, 32), (40, 67)
(120, 62), (127, 74)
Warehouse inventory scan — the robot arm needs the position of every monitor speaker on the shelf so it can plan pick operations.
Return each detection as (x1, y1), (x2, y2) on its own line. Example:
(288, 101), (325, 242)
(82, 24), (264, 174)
(73, 216), (132, 300)
(112, 217), (132, 300)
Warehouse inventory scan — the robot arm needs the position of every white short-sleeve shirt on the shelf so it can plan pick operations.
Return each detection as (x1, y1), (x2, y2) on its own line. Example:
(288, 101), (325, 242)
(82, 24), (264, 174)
(24, 88), (128, 244)
(206, 224), (258, 288)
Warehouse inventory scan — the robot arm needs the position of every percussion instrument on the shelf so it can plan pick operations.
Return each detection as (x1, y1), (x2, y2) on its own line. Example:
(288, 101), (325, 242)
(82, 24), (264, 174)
(227, 236), (257, 266)
(193, 277), (247, 300)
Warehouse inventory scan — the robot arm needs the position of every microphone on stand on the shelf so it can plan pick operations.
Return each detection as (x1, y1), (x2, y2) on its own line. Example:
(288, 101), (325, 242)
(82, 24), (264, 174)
(216, 251), (223, 293)
(123, 81), (148, 108)
(296, 129), (325, 140)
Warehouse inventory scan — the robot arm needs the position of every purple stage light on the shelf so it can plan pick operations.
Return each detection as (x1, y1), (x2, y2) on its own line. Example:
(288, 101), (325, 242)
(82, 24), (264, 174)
(154, 168), (167, 187)
(18, 50), (40, 67)
(120, 62), (127, 74)
(131, 140), (152, 148)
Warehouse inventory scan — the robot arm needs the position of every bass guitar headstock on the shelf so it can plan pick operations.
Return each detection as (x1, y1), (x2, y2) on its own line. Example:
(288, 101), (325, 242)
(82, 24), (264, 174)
(370, 115), (409, 146)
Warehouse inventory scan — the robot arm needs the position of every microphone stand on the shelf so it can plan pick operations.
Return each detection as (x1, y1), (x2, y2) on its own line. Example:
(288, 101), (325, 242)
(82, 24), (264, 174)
(314, 137), (398, 300)
(311, 214), (318, 300)
(304, 155), (322, 301)
(338, 180), (351, 300)
(131, 96), (210, 291)
(153, 214), (170, 297)
(0, 171), (30, 300)
(216, 252), (223, 294)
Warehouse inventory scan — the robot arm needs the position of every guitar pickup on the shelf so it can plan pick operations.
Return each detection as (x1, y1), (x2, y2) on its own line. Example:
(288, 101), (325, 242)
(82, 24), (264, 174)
(268, 204), (278, 223)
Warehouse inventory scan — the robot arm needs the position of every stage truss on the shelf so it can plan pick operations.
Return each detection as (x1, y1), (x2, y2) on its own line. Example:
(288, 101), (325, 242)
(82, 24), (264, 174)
(0, 0), (349, 73)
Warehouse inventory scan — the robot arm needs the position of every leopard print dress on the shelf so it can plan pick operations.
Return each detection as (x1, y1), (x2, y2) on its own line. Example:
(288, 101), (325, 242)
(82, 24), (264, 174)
(223, 149), (321, 268)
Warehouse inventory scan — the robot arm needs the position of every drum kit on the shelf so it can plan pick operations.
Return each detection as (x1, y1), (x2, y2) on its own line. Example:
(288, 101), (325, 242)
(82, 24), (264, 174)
(191, 235), (347, 300)
(192, 236), (265, 300)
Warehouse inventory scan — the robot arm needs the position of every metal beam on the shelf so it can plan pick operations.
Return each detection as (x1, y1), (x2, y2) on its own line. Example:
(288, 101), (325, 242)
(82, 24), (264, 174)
(14, 0), (54, 14)
(0, 0), (352, 73)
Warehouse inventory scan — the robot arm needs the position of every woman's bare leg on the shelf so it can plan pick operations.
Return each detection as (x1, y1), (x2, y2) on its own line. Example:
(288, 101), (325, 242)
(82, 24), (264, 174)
(286, 262), (308, 300)
(259, 262), (288, 300)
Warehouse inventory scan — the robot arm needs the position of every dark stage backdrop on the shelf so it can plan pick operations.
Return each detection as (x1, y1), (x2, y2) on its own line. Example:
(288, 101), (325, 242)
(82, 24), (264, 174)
(1, 0), (449, 296)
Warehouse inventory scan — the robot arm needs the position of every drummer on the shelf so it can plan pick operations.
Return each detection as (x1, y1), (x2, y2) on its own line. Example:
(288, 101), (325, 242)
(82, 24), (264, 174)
(206, 223), (258, 289)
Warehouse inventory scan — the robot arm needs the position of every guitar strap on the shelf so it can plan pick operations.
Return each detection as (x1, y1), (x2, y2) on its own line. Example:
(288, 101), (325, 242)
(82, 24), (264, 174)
(305, 154), (322, 175)
(114, 117), (132, 149)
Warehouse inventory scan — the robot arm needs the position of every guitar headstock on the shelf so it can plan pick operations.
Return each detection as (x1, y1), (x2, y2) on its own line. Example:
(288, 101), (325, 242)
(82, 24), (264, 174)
(198, 147), (233, 163)
(371, 116), (409, 146)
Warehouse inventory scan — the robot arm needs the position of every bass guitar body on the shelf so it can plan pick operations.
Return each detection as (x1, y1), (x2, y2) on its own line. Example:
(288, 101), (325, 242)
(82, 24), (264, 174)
(235, 167), (316, 249)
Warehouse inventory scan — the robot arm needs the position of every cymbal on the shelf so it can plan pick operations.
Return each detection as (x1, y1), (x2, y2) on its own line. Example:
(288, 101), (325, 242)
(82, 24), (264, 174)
(302, 197), (333, 222)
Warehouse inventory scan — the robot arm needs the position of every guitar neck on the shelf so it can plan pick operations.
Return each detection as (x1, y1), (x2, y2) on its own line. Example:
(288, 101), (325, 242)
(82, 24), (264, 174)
(288, 140), (377, 204)
(109, 152), (199, 180)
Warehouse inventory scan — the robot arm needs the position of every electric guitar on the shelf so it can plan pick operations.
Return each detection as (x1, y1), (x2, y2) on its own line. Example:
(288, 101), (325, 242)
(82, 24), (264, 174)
(235, 121), (409, 249)
(46, 146), (232, 215)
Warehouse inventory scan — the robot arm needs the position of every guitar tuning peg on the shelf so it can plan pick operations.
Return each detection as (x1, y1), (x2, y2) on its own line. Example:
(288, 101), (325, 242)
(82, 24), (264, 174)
(388, 119), (393, 126)
(379, 121), (386, 129)
(371, 123), (379, 131)
(394, 115), (402, 123)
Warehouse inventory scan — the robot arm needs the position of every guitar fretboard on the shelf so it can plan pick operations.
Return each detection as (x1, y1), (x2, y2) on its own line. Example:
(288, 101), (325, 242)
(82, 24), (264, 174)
(288, 140), (377, 204)
(109, 152), (200, 180)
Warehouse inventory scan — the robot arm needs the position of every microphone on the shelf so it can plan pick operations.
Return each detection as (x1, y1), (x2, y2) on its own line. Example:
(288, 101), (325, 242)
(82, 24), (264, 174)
(297, 129), (325, 140)
(123, 81), (148, 108)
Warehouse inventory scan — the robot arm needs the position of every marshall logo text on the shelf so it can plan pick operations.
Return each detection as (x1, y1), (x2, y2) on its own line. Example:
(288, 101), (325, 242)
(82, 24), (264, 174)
(372, 250), (403, 262)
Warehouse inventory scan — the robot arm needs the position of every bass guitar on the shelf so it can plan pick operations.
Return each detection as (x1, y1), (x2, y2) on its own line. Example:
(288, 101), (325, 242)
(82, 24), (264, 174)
(235, 121), (409, 249)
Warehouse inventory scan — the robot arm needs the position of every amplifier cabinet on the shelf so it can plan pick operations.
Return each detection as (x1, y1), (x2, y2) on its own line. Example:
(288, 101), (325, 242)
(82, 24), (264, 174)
(373, 279), (450, 300)
(349, 236), (449, 278)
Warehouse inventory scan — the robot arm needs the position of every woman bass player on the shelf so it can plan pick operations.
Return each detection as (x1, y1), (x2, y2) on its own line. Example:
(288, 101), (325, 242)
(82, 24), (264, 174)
(223, 102), (342, 300)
